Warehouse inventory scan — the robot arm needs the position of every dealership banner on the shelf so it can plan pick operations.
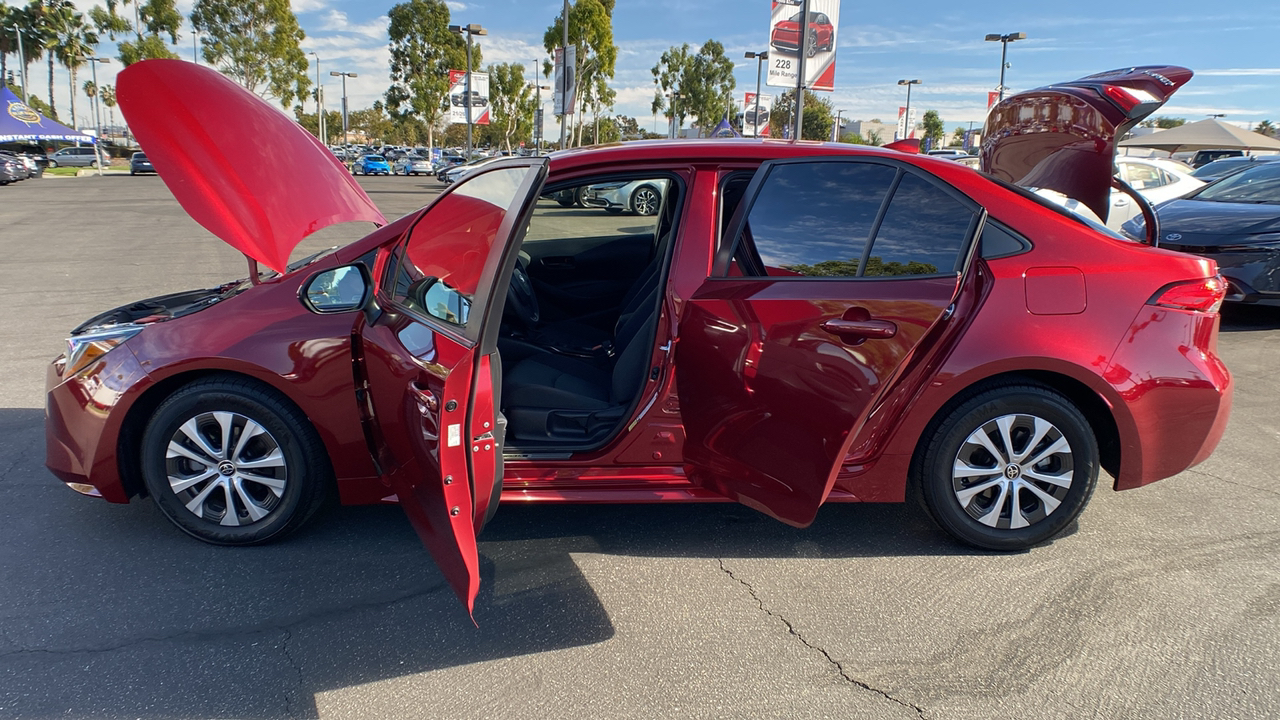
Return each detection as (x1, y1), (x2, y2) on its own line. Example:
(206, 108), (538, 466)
(742, 92), (774, 137)
(987, 91), (999, 109)
(896, 106), (916, 140)
(448, 70), (490, 125)
(765, 0), (840, 91)
(554, 46), (577, 116)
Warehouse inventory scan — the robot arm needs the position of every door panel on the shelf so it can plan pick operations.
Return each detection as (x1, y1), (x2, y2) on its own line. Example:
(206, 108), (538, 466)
(678, 276), (959, 527)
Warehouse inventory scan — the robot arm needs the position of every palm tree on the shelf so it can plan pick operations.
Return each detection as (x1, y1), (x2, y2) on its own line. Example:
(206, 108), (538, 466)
(101, 83), (116, 139)
(55, 11), (97, 129)
(1, 5), (19, 89)
(83, 78), (98, 130)
(1257, 120), (1277, 138)
(27, 0), (76, 120)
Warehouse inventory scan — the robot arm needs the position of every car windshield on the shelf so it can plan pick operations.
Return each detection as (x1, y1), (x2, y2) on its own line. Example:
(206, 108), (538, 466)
(1194, 162), (1280, 204)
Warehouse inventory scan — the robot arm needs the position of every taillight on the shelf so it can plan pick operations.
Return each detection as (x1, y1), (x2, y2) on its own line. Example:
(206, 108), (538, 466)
(1148, 276), (1227, 313)
(1100, 85), (1161, 119)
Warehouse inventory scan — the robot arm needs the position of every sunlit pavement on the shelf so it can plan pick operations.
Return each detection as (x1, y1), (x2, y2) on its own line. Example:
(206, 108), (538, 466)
(0, 173), (1277, 719)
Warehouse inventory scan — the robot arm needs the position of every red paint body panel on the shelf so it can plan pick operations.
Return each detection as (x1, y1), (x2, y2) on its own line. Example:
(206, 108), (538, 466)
(1025, 266), (1087, 315)
(116, 60), (385, 273)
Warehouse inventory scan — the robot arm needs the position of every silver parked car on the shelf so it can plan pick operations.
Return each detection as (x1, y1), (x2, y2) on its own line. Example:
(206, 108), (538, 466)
(581, 178), (669, 216)
(47, 146), (107, 168)
(393, 154), (433, 176)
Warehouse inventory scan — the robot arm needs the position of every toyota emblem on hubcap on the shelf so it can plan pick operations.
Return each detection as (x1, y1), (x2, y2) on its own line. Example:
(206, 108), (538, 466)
(1004, 464), (1021, 480)
(218, 461), (236, 476)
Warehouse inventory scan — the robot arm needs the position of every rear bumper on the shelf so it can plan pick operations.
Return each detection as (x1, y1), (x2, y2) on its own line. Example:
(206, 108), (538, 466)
(44, 347), (150, 503)
(1107, 307), (1232, 490)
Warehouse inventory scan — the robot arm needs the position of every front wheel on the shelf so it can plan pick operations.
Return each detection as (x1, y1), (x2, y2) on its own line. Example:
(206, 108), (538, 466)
(629, 185), (661, 216)
(47, 159), (58, 168)
(806, 29), (819, 58)
(914, 384), (1098, 551)
(140, 377), (331, 545)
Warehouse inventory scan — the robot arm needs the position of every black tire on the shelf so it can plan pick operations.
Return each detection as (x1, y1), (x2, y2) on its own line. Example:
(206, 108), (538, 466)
(629, 184), (661, 216)
(140, 377), (331, 545)
(913, 384), (1098, 551)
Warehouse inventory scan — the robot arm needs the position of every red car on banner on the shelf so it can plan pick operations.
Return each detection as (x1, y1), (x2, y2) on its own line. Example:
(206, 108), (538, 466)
(48, 60), (1229, 622)
(766, 0), (840, 92)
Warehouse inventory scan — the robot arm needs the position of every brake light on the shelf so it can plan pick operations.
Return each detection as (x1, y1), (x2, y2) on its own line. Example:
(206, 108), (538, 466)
(1101, 85), (1161, 118)
(1148, 276), (1227, 313)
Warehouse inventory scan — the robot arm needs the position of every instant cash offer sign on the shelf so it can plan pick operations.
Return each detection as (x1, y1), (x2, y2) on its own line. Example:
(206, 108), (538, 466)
(448, 70), (491, 125)
(766, 0), (839, 92)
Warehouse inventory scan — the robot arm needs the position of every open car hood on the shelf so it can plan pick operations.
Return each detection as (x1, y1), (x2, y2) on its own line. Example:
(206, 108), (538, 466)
(116, 60), (385, 273)
(981, 66), (1192, 222)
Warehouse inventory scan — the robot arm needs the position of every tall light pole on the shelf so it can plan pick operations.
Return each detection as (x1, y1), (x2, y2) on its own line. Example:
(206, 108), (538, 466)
(192, 28), (199, 64)
(528, 78), (550, 154)
(87, 57), (110, 176)
(833, 109), (844, 141)
(984, 32), (1025, 102)
(792, 0), (811, 141)
(744, 50), (768, 138)
(450, 23), (487, 159)
(8, 25), (28, 102)
(666, 91), (683, 139)
(558, 0), (569, 150)
(330, 70), (357, 151)
(309, 52), (325, 145)
(898, 79), (920, 140)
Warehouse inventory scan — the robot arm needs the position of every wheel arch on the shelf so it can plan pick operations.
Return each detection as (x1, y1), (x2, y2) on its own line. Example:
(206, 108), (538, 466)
(115, 369), (336, 500)
(907, 369), (1122, 487)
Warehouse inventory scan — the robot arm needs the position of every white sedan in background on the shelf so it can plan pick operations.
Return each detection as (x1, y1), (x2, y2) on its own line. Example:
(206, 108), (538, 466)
(1043, 156), (1204, 231)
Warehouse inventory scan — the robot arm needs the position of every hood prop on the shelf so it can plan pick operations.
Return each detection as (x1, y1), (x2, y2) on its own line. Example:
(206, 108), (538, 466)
(247, 256), (261, 285)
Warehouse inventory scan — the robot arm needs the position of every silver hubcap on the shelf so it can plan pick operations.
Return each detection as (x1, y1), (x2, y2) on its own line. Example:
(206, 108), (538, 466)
(634, 188), (658, 215)
(951, 413), (1074, 530)
(165, 411), (287, 526)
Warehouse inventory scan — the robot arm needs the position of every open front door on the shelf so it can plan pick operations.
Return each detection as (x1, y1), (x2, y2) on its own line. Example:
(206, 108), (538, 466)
(677, 157), (983, 527)
(357, 160), (547, 618)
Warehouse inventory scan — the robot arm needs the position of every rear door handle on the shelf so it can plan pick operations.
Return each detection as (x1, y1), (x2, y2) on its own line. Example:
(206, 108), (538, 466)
(821, 318), (898, 340)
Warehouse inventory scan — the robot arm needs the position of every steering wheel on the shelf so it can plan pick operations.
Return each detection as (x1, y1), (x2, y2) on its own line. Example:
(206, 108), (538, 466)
(505, 258), (540, 329)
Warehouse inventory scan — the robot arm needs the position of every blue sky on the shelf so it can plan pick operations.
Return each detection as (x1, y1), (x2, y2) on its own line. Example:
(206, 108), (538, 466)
(45, 0), (1280, 134)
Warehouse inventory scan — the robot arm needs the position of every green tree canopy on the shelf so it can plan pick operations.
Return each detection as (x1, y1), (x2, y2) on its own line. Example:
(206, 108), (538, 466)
(920, 109), (944, 149)
(768, 89), (834, 141)
(1255, 119), (1276, 138)
(543, 0), (617, 148)
(487, 62), (535, 154)
(191, 0), (310, 108)
(385, 0), (473, 150)
(651, 39), (735, 137)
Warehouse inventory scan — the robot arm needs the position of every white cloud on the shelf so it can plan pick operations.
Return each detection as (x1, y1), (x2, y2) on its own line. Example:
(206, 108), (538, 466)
(1196, 68), (1280, 77)
(446, 1), (468, 10)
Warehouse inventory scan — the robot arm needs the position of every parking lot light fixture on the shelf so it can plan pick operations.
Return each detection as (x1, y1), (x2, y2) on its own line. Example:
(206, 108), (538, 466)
(88, 57), (111, 176)
(528, 78), (551, 154)
(450, 23), (487, 159)
(330, 70), (357, 151)
(745, 51), (768, 138)
(898, 79), (921, 141)
(985, 32), (1026, 102)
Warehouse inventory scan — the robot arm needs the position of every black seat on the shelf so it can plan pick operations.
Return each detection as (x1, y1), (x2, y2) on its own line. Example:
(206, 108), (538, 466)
(503, 283), (659, 444)
(529, 263), (661, 353)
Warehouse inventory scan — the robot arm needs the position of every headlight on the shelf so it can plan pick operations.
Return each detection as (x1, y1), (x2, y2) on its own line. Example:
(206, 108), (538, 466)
(590, 182), (627, 191)
(63, 325), (144, 377)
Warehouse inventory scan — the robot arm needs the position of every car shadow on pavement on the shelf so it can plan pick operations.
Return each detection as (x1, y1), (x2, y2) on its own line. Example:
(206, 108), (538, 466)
(0, 406), (979, 719)
(1220, 304), (1280, 332)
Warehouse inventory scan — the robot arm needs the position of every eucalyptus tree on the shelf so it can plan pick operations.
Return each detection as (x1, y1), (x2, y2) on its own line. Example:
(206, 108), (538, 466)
(543, 0), (617, 148)
(651, 39), (735, 136)
(488, 62), (536, 154)
(384, 0), (473, 150)
(191, 0), (310, 107)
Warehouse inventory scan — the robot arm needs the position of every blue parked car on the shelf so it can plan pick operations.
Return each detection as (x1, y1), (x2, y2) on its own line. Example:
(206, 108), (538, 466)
(352, 154), (390, 175)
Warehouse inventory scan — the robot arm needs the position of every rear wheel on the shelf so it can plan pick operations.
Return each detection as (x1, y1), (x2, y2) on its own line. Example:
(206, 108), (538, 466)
(140, 378), (331, 545)
(806, 29), (819, 57)
(47, 160), (58, 168)
(630, 185), (661, 216)
(914, 384), (1098, 551)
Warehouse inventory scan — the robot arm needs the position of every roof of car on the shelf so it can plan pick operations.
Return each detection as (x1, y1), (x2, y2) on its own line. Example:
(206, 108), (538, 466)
(546, 138), (954, 175)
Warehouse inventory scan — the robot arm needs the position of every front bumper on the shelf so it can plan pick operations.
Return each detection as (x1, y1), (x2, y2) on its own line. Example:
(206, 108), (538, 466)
(45, 346), (151, 503)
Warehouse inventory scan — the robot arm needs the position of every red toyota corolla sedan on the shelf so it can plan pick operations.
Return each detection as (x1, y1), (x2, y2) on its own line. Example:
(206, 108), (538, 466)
(46, 61), (1230, 617)
(771, 10), (836, 57)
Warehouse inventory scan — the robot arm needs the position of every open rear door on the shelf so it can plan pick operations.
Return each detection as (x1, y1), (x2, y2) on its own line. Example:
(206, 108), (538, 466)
(677, 156), (982, 528)
(357, 160), (546, 619)
(980, 65), (1191, 223)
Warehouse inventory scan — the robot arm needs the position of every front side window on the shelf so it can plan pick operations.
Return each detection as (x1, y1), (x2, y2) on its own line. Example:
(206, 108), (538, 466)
(389, 166), (534, 328)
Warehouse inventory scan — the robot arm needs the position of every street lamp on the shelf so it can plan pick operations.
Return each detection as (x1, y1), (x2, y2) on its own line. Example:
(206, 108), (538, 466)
(897, 79), (920, 141)
(309, 52), (325, 145)
(1207, 113), (1227, 119)
(833, 109), (844, 142)
(87, 57), (111, 176)
(665, 91), (683, 139)
(528, 77), (551, 154)
(744, 51), (768, 138)
(7, 25), (28, 102)
(450, 23), (487, 159)
(329, 70), (357, 151)
(984, 32), (1026, 102)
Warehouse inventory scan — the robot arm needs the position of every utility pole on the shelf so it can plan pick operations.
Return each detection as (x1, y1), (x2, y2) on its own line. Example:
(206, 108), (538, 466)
(450, 23), (487, 159)
(558, 0), (570, 151)
(744, 51), (767, 137)
(792, 0), (810, 141)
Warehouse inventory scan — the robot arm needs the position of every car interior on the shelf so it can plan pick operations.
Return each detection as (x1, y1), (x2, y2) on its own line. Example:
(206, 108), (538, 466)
(494, 174), (686, 452)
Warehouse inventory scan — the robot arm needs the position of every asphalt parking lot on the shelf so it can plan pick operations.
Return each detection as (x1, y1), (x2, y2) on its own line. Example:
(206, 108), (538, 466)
(1, 173), (1277, 719)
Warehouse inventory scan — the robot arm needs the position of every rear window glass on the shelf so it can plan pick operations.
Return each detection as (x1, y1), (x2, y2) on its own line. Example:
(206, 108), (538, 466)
(865, 173), (974, 276)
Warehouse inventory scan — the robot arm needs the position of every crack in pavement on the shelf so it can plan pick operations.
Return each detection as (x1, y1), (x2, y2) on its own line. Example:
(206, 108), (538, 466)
(280, 629), (304, 719)
(1185, 467), (1280, 499)
(0, 580), (447, 659)
(717, 558), (928, 719)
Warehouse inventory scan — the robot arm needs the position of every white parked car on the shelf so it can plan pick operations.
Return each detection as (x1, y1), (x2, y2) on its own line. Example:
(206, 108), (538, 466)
(1040, 156), (1204, 231)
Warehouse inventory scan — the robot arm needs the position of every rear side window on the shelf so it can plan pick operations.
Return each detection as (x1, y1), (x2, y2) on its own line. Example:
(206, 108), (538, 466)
(727, 160), (975, 278)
